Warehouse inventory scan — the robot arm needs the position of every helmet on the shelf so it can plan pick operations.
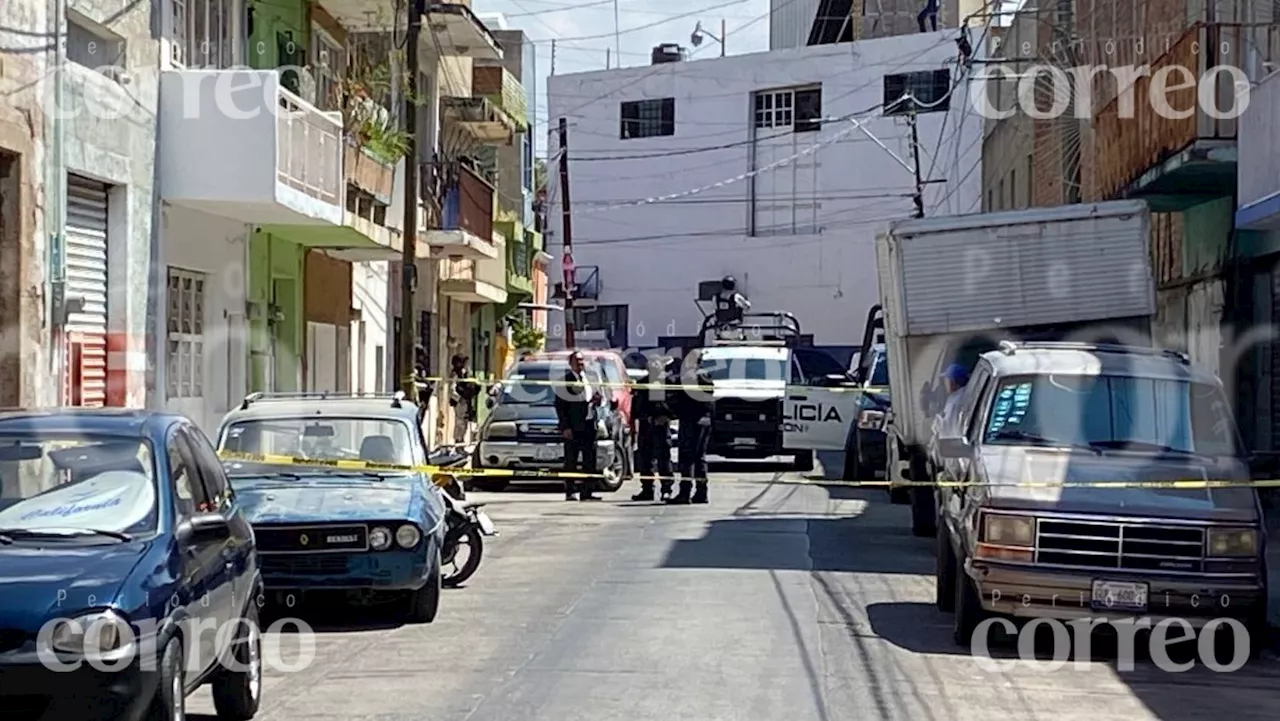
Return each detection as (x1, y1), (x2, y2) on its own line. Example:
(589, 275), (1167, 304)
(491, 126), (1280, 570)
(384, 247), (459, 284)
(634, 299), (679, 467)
(720, 275), (737, 292)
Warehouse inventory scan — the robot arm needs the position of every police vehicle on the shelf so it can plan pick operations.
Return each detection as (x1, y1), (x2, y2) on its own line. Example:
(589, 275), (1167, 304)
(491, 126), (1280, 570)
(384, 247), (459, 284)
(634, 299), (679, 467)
(688, 278), (861, 471)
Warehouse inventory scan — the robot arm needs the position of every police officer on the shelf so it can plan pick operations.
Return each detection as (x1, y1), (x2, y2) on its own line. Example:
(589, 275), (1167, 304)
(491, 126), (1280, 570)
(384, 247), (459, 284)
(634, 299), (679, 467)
(630, 355), (675, 502)
(667, 365), (714, 505)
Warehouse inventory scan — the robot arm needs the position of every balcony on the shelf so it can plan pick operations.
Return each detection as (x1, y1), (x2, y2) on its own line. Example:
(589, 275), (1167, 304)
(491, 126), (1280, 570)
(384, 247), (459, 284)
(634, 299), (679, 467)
(471, 66), (528, 132)
(440, 238), (508, 305)
(313, 2), (501, 60)
(1091, 23), (1245, 211)
(158, 70), (343, 225)
(497, 220), (533, 296)
(441, 96), (518, 146)
(1237, 70), (1280, 229)
(423, 165), (499, 259)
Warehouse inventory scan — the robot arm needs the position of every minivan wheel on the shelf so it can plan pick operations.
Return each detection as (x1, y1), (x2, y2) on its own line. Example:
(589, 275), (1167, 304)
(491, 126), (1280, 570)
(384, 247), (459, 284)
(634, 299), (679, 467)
(935, 522), (956, 612)
(211, 605), (263, 720)
(952, 553), (987, 647)
(147, 637), (185, 721)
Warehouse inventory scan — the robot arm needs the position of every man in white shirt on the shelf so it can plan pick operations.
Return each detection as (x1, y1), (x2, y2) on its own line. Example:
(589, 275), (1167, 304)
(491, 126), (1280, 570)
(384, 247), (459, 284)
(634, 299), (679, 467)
(939, 363), (970, 436)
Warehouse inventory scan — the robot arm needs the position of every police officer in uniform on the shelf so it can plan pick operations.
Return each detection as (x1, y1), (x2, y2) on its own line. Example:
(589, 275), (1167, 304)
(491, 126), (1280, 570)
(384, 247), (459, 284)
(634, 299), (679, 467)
(630, 355), (675, 501)
(667, 365), (714, 505)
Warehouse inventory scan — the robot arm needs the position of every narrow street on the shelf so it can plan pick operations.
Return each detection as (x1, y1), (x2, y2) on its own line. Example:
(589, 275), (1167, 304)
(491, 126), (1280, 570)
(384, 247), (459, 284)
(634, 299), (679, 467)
(191, 459), (1280, 721)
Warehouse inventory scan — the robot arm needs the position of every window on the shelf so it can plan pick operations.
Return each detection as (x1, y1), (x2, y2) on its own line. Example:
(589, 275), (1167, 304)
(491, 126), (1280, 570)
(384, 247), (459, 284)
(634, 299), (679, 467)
(182, 427), (233, 511)
(170, 0), (236, 68)
(168, 432), (206, 518)
(521, 132), (534, 193)
(1010, 169), (1017, 208)
(620, 98), (675, 139)
(883, 69), (952, 115)
(983, 375), (1238, 458)
(754, 86), (823, 132)
(998, 180), (1005, 210)
(986, 189), (993, 211)
(375, 345), (385, 392)
(67, 12), (126, 70)
(166, 268), (205, 399)
(311, 25), (345, 111)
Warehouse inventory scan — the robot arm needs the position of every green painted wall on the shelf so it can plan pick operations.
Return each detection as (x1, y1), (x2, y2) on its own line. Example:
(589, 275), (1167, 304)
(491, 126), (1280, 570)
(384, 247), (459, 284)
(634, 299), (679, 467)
(248, 231), (305, 392)
(247, 0), (308, 73)
(1182, 196), (1235, 277)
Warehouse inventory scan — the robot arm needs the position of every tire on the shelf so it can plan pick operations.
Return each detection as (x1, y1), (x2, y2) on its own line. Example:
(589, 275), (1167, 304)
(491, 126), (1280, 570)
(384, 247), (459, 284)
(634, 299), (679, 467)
(909, 453), (936, 538)
(147, 636), (185, 721)
(952, 552), (986, 647)
(442, 527), (484, 588)
(595, 443), (626, 492)
(889, 486), (911, 505)
(794, 450), (814, 472)
(407, 550), (443, 623)
(842, 432), (858, 483)
(211, 605), (263, 720)
(470, 478), (508, 492)
(935, 520), (956, 612)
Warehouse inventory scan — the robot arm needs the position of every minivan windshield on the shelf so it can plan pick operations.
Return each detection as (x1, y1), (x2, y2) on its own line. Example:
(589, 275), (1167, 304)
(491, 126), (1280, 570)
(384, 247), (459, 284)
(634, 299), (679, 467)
(697, 356), (787, 381)
(0, 436), (158, 537)
(983, 374), (1238, 457)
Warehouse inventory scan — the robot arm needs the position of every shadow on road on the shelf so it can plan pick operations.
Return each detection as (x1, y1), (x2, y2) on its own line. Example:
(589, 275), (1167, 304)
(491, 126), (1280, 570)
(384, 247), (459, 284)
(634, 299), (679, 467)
(260, 598), (406, 633)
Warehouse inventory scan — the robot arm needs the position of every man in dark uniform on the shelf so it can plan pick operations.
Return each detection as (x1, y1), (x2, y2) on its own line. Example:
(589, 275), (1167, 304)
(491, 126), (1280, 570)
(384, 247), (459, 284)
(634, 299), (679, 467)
(555, 351), (602, 501)
(667, 365), (714, 505)
(630, 355), (675, 502)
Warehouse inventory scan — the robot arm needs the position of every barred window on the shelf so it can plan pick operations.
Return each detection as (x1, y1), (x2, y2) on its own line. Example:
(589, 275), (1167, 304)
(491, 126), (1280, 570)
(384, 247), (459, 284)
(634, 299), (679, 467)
(166, 268), (206, 399)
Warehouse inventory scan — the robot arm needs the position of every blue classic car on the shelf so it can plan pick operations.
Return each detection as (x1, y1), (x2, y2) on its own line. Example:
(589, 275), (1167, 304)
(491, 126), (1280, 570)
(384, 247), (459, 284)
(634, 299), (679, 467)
(215, 392), (446, 623)
(0, 409), (262, 721)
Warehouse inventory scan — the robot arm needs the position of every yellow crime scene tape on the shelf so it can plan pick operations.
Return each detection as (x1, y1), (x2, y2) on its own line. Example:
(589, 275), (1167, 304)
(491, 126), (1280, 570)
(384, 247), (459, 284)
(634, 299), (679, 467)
(216, 451), (1280, 490)
(418, 376), (889, 394)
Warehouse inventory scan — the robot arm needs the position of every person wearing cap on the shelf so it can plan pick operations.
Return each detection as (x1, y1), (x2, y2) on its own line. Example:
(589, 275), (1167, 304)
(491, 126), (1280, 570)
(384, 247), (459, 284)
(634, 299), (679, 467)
(630, 355), (675, 502)
(939, 363), (970, 435)
(555, 350), (602, 501)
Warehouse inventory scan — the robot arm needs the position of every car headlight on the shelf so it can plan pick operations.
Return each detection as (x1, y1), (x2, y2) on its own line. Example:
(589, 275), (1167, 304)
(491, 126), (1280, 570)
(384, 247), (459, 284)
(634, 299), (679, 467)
(982, 513), (1034, 547)
(485, 422), (517, 440)
(858, 409), (886, 430)
(1207, 527), (1258, 557)
(369, 526), (392, 550)
(396, 524), (422, 549)
(46, 610), (134, 657)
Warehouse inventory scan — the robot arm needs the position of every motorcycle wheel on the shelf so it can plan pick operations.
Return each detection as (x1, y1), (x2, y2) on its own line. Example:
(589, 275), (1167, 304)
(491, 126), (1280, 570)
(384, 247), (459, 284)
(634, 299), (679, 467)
(442, 527), (484, 588)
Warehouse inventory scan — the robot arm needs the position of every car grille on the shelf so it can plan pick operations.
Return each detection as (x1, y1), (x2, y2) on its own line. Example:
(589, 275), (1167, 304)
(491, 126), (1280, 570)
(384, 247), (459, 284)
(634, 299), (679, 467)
(255, 524), (369, 553)
(260, 554), (350, 576)
(1035, 519), (1206, 573)
(716, 398), (778, 423)
(516, 423), (563, 443)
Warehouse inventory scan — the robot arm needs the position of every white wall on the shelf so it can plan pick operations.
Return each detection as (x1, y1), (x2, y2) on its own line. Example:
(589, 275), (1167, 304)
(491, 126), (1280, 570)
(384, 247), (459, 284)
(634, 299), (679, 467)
(350, 261), (391, 393)
(159, 205), (249, 435)
(546, 32), (982, 347)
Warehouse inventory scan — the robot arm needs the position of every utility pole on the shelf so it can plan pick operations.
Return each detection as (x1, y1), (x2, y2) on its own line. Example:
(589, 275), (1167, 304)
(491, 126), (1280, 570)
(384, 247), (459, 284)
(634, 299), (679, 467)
(720, 18), (726, 57)
(612, 0), (621, 65)
(908, 111), (924, 218)
(398, 0), (424, 399)
(551, 39), (556, 75)
(557, 117), (576, 348)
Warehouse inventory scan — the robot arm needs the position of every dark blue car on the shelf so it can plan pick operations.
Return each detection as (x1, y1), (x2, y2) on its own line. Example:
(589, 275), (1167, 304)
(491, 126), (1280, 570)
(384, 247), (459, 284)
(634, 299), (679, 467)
(0, 409), (262, 721)
(215, 393), (446, 623)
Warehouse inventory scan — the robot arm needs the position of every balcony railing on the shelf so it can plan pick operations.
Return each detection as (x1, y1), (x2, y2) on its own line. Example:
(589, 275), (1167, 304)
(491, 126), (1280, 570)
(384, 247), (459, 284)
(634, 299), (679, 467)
(442, 257), (475, 282)
(441, 165), (494, 242)
(277, 88), (343, 206)
(472, 66), (528, 130)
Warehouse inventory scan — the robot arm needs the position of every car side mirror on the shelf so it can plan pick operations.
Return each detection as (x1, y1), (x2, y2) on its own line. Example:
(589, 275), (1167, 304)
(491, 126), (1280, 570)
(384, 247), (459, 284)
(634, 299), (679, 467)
(485, 396), (496, 409)
(176, 512), (231, 546)
(936, 436), (972, 459)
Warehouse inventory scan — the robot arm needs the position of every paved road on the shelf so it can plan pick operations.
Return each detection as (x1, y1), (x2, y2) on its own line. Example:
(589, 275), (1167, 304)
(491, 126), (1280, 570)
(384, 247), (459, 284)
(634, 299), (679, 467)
(190, 460), (1280, 721)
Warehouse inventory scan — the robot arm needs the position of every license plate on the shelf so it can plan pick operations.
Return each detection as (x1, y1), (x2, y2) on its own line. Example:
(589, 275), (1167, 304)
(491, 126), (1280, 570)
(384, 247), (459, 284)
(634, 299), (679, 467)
(475, 511), (497, 536)
(734, 437), (756, 446)
(535, 446), (561, 461)
(1091, 580), (1149, 611)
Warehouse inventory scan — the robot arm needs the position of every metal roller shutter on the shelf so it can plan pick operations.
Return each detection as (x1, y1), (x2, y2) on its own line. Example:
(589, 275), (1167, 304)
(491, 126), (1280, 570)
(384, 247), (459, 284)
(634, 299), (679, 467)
(66, 175), (109, 406)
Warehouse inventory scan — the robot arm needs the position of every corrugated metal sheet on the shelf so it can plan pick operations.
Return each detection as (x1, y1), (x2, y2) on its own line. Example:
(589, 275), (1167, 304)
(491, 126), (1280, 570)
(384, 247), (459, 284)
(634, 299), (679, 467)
(769, 0), (822, 49)
(889, 202), (1154, 335)
(66, 175), (109, 407)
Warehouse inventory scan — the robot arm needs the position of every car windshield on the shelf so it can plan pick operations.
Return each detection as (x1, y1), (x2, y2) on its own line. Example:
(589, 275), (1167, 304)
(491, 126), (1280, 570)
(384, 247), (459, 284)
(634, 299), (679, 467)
(500, 364), (601, 406)
(0, 436), (158, 537)
(697, 356), (787, 381)
(219, 417), (416, 475)
(983, 374), (1238, 456)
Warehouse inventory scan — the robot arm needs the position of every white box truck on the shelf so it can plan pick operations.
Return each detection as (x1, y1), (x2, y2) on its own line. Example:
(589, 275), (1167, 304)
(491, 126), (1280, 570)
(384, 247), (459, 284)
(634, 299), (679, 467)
(876, 200), (1157, 536)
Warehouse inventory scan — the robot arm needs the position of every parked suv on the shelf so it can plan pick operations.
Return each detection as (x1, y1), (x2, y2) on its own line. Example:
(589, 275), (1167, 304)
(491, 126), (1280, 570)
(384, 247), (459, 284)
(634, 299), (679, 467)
(473, 359), (629, 492)
(0, 410), (262, 721)
(932, 341), (1267, 652)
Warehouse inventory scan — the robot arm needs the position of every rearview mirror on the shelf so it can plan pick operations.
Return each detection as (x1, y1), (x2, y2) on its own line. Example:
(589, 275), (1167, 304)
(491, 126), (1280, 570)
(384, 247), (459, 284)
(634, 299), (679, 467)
(0, 444), (44, 462)
(936, 436), (971, 459)
(303, 424), (335, 437)
(176, 513), (231, 546)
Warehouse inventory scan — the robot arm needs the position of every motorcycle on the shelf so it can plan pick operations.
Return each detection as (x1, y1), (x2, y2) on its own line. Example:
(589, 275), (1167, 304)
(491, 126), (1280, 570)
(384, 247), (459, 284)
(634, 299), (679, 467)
(428, 449), (497, 587)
